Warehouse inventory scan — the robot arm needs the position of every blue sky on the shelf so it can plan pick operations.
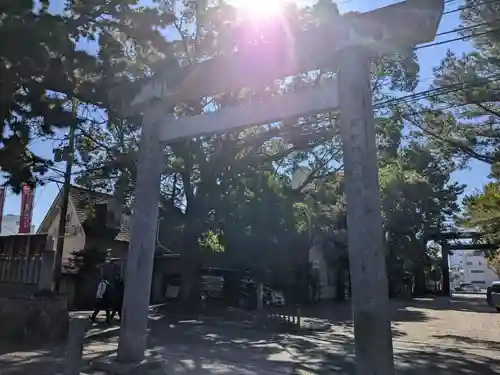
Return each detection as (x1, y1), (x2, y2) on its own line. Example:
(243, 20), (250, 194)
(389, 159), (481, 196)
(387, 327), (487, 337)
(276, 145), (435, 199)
(2, 0), (491, 229)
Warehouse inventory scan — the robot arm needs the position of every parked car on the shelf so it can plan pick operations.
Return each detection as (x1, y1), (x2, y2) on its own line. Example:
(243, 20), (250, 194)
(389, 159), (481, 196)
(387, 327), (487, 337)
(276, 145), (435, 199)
(487, 281), (500, 312)
(237, 278), (286, 309)
(462, 284), (481, 293)
(263, 286), (286, 307)
(454, 283), (480, 293)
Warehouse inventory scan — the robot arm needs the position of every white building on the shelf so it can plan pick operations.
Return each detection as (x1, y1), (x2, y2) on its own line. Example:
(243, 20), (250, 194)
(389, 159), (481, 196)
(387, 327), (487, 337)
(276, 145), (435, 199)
(0, 214), (35, 236)
(450, 250), (498, 287)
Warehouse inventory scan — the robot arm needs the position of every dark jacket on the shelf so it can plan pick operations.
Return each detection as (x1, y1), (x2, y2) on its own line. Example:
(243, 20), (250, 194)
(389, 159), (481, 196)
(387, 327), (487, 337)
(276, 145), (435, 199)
(113, 279), (125, 308)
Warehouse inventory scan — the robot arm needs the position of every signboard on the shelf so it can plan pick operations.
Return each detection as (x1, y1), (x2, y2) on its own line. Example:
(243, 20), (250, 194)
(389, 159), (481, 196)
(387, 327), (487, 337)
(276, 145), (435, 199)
(19, 184), (35, 234)
(0, 187), (5, 231)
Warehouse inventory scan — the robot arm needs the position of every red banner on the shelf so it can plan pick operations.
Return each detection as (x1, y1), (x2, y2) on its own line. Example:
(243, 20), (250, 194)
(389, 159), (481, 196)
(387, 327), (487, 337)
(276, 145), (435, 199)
(0, 187), (5, 230)
(19, 184), (35, 234)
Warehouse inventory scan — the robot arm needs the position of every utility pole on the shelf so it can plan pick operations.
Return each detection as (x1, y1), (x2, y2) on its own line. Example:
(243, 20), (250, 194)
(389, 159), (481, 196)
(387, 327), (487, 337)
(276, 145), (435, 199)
(338, 47), (394, 375)
(52, 99), (77, 292)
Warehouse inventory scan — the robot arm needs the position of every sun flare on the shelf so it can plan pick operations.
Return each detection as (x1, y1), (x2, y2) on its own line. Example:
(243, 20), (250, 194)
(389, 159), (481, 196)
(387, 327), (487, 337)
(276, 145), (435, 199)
(227, 0), (285, 19)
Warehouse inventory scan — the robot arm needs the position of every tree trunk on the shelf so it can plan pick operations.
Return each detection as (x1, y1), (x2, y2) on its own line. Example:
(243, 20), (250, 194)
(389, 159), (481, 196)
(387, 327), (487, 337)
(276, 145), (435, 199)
(180, 219), (202, 312)
(412, 266), (427, 297)
(256, 282), (264, 310)
(347, 271), (352, 299)
(335, 266), (345, 301)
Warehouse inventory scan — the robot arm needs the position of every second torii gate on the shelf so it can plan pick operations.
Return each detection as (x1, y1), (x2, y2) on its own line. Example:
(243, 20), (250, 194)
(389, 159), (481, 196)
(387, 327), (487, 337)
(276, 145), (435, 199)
(428, 231), (498, 296)
(115, 2), (445, 374)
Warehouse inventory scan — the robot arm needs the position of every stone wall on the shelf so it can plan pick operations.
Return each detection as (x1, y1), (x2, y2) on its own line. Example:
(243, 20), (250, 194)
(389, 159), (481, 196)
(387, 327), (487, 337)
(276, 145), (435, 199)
(0, 282), (38, 296)
(0, 292), (69, 343)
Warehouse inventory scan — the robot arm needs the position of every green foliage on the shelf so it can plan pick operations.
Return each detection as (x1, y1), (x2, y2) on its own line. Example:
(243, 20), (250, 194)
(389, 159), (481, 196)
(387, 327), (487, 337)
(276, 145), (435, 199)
(69, 0), (461, 298)
(380, 141), (464, 293)
(66, 246), (109, 275)
(459, 182), (500, 244)
(486, 252), (500, 278)
(198, 229), (225, 253)
(0, 0), (175, 191)
(425, 0), (500, 267)
(0, 0), (466, 299)
(416, 0), (500, 165)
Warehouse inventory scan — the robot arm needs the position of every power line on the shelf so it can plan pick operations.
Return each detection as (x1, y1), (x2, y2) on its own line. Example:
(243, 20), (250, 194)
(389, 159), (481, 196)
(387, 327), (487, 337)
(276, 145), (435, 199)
(435, 20), (495, 38)
(375, 73), (500, 108)
(33, 184), (47, 210)
(416, 27), (500, 50)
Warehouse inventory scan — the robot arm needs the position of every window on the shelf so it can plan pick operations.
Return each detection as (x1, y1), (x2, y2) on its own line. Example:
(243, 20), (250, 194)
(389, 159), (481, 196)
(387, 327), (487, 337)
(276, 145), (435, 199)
(466, 262), (473, 265)
(471, 270), (484, 274)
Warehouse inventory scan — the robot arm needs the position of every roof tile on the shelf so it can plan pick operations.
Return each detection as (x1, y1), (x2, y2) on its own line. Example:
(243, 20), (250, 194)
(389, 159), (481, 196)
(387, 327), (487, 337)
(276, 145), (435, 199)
(69, 186), (130, 242)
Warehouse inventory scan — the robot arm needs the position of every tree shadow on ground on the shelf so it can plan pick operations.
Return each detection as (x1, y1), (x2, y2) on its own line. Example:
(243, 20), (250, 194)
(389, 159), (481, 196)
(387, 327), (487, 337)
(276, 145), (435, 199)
(0, 345), (64, 375)
(0, 346), (68, 375)
(147, 319), (292, 371)
(300, 300), (431, 323)
(298, 300), (430, 340)
(0, 340), (117, 375)
(0, 318), (124, 375)
(0, 338), (69, 375)
(302, 295), (498, 328)
(282, 332), (500, 374)
(85, 297), (500, 374)
(141, 318), (500, 374)
(292, 346), (500, 374)
(432, 334), (500, 351)
(8, 295), (497, 375)
(395, 346), (500, 375)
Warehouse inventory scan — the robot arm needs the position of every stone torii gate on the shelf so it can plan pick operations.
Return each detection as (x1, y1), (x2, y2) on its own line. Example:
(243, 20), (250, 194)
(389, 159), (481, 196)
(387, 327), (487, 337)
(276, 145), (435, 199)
(116, 1), (444, 374)
(427, 231), (498, 296)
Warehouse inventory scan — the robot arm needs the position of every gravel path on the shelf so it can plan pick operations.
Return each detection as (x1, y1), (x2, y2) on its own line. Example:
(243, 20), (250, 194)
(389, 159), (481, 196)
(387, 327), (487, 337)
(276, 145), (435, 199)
(1, 295), (499, 374)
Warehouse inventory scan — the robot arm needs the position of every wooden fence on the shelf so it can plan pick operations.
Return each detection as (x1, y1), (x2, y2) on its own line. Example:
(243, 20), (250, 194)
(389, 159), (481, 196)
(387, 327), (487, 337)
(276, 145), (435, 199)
(267, 306), (302, 330)
(0, 234), (55, 293)
(0, 256), (42, 285)
(0, 251), (54, 292)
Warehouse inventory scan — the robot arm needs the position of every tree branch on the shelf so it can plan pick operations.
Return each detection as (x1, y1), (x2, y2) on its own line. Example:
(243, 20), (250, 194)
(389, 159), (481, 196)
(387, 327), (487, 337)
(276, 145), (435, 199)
(405, 115), (495, 164)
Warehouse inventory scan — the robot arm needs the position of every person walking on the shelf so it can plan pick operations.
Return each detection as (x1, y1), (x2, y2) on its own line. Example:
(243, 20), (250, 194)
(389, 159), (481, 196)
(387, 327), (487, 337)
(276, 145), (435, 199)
(90, 276), (112, 324)
(110, 275), (124, 321)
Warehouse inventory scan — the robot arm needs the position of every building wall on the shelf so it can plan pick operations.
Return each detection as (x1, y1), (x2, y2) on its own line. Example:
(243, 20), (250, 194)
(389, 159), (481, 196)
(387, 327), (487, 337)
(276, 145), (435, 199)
(0, 214), (35, 236)
(45, 201), (86, 271)
(453, 251), (498, 286)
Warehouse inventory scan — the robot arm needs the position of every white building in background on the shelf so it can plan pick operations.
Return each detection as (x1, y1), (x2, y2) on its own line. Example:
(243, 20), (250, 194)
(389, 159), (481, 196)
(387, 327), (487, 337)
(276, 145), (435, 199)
(450, 250), (499, 287)
(0, 214), (35, 236)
